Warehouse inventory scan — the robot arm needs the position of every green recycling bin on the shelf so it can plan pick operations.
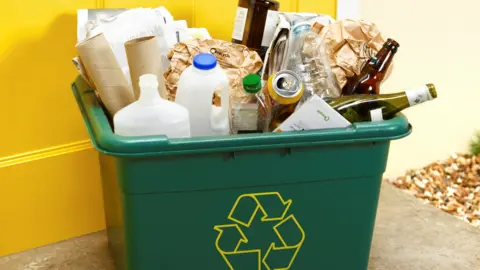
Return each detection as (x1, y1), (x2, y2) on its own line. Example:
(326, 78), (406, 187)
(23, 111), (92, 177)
(72, 76), (411, 270)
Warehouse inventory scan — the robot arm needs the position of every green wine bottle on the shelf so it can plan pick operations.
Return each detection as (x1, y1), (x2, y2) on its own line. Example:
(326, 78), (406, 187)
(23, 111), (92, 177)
(326, 84), (437, 123)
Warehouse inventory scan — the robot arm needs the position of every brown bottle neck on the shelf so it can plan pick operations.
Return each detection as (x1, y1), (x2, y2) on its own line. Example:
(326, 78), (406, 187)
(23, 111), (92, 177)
(243, 0), (280, 9)
(375, 50), (396, 74)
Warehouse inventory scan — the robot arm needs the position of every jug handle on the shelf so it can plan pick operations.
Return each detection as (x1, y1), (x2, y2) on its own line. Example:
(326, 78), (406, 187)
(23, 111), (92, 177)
(210, 75), (230, 135)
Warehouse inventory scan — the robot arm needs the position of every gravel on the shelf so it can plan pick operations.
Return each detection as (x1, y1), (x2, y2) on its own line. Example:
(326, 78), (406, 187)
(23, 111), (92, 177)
(388, 153), (480, 227)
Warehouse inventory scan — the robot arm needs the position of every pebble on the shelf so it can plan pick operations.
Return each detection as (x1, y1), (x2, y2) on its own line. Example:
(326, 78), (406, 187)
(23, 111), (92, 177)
(390, 153), (480, 227)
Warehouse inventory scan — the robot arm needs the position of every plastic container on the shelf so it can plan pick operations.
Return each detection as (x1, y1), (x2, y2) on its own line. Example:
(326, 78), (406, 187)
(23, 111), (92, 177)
(284, 22), (340, 105)
(232, 74), (269, 134)
(113, 74), (191, 138)
(72, 76), (411, 270)
(175, 53), (230, 137)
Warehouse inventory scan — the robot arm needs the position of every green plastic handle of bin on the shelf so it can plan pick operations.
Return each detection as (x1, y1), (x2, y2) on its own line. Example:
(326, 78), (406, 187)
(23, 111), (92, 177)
(72, 76), (412, 157)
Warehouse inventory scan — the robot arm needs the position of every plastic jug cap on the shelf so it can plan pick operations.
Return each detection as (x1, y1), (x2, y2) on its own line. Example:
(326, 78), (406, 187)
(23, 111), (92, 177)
(139, 74), (159, 89)
(242, 74), (262, 94)
(193, 53), (217, 70)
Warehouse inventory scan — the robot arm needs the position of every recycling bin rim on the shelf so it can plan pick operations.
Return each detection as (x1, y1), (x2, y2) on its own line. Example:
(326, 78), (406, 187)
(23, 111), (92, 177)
(72, 76), (412, 157)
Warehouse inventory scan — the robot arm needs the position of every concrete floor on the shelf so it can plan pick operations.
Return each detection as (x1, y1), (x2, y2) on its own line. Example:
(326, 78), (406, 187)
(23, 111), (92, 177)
(1, 182), (479, 270)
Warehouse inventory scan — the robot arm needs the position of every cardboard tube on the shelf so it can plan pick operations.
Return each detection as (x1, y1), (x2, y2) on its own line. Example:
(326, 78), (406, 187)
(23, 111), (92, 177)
(76, 33), (135, 116)
(125, 36), (167, 99)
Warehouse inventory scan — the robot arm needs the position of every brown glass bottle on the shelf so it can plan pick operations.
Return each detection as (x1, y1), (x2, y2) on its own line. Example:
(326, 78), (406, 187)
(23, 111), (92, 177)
(232, 0), (280, 60)
(342, 39), (400, 96)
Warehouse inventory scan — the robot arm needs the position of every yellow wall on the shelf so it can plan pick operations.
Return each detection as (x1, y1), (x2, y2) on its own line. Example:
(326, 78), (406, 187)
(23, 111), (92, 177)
(0, 0), (105, 257)
(360, 0), (480, 177)
(0, 0), (336, 256)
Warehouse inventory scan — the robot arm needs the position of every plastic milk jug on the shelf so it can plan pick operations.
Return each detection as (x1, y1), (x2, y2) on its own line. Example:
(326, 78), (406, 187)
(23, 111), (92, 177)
(175, 53), (230, 137)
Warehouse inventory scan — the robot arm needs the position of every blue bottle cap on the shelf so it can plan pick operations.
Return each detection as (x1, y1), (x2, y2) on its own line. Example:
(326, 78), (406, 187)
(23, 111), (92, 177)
(193, 53), (217, 70)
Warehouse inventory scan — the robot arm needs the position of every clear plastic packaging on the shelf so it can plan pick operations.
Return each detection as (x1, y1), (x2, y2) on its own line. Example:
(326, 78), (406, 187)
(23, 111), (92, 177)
(283, 22), (341, 107)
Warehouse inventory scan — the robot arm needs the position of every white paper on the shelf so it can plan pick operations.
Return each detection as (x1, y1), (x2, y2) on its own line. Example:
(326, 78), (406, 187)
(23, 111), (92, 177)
(262, 10), (279, 47)
(154, 6), (174, 24)
(76, 7), (176, 88)
(77, 9), (128, 42)
(170, 20), (189, 44)
(274, 95), (351, 132)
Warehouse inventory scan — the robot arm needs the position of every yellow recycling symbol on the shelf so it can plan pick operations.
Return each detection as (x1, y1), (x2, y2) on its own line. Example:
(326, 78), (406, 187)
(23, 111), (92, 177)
(214, 192), (305, 270)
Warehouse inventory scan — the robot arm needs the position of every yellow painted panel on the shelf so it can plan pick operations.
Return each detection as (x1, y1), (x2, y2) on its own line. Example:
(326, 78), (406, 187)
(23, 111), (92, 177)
(0, 148), (105, 256)
(193, 0), (238, 40)
(298, 0), (336, 18)
(0, 1), (97, 157)
(105, 0), (194, 25)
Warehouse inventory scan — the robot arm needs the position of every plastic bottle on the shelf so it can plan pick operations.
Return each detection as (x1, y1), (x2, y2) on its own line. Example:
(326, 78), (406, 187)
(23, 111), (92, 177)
(284, 21), (340, 104)
(175, 53), (230, 137)
(232, 74), (270, 134)
(113, 74), (191, 138)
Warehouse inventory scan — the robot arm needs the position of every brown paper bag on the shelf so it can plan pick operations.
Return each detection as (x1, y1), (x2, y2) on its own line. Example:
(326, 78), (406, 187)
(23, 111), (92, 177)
(317, 19), (394, 89)
(164, 39), (263, 109)
(125, 36), (167, 100)
(76, 33), (135, 116)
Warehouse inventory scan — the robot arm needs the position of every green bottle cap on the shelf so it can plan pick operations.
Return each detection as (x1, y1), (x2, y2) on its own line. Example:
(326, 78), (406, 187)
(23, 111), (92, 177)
(243, 74), (262, 94)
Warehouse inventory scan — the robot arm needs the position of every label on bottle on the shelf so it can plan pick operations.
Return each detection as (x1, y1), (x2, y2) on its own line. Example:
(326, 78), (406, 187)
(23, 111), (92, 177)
(233, 103), (259, 131)
(406, 86), (430, 106)
(261, 10), (279, 47)
(370, 108), (384, 122)
(232, 7), (248, 41)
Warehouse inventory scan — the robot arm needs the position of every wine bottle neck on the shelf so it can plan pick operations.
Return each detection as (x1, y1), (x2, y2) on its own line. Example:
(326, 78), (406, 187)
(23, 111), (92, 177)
(376, 85), (434, 116)
(404, 85), (435, 107)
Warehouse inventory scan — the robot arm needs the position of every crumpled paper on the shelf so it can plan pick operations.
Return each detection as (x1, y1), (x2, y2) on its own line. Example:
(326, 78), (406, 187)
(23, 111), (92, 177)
(317, 19), (393, 89)
(165, 38), (263, 108)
